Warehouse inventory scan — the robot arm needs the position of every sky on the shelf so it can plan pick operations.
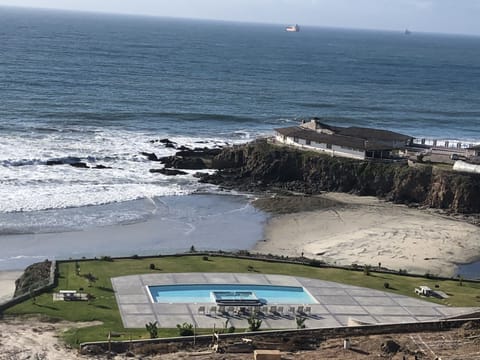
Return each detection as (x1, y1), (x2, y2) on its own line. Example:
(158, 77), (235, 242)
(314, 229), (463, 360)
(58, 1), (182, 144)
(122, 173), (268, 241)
(1, 0), (480, 36)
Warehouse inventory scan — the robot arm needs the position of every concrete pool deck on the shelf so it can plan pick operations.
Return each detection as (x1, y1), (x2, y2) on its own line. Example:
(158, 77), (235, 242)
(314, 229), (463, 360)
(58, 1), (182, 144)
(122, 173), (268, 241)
(111, 273), (478, 329)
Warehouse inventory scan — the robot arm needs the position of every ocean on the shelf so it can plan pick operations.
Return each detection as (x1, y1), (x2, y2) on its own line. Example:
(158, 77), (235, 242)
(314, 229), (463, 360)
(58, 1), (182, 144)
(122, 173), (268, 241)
(1, 7), (480, 269)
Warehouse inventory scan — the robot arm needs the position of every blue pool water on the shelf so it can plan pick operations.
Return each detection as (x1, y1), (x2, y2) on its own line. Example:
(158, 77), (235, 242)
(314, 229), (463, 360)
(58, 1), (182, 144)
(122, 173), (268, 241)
(148, 284), (318, 304)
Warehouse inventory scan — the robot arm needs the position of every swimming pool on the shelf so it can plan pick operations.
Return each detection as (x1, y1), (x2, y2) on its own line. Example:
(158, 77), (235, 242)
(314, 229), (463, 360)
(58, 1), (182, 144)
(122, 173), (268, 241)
(148, 284), (318, 304)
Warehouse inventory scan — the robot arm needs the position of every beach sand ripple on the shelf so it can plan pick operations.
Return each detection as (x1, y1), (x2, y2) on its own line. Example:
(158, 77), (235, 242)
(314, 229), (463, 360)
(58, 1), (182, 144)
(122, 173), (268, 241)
(255, 193), (480, 277)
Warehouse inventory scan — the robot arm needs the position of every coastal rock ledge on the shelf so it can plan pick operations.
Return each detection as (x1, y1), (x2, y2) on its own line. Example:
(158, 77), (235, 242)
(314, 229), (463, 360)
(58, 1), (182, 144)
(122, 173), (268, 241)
(200, 140), (480, 214)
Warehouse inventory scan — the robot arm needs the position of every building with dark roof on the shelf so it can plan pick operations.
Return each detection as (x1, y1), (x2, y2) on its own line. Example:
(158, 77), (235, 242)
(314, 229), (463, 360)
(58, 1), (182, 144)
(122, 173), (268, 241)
(274, 118), (413, 160)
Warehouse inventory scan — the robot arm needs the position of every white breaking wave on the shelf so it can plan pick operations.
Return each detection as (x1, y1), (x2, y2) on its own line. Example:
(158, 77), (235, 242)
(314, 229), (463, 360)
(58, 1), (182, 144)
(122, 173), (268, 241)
(0, 126), (247, 213)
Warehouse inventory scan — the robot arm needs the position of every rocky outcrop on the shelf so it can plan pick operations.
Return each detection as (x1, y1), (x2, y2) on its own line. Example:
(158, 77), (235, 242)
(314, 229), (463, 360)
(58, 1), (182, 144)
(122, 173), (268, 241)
(14, 260), (52, 297)
(157, 148), (222, 170)
(150, 168), (188, 176)
(200, 140), (480, 214)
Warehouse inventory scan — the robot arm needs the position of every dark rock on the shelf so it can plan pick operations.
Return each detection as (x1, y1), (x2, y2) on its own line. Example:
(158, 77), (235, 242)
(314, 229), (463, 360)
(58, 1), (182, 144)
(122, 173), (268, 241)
(46, 160), (64, 166)
(93, 164), (112, 169)
(164, 142), (176, 148)
(70, 162), (89, 168)
(177, 145), (192, 151)
(150, 168), (188, 176)
(159, 138), (176, 145)
(158, 156), (206, 170)
(381, 339), (401, 353)
(176, 148), (222, 157)
(175, 157), (206, 169)
(81, 345), (105, 355)
(141, 152), (159, 161)
(46, 157), (82, 166)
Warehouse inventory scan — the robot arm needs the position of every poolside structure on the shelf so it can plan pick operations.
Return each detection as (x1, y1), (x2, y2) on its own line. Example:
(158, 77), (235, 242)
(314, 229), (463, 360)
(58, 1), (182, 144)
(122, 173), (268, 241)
(111, 273), (478, 330)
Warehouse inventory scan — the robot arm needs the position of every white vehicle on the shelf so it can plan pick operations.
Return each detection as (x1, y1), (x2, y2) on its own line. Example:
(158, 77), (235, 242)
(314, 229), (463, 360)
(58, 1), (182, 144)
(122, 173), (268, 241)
(415, 286), (433, 296)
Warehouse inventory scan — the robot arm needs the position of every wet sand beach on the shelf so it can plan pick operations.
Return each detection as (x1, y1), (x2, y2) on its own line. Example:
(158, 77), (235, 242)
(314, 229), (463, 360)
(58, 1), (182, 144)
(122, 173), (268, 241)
(254, 193), (480, 277)
(0, 194), (266, 271)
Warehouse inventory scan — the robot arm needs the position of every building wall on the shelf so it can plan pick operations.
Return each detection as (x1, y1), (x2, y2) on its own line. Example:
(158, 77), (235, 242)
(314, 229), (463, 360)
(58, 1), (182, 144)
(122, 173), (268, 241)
(275, 134), (366, 160)
(453, 160), (480, 174)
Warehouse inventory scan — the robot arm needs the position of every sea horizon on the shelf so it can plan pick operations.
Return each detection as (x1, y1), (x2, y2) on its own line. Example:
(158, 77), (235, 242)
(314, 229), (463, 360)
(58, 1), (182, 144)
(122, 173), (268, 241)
(3, 5), (480, 39)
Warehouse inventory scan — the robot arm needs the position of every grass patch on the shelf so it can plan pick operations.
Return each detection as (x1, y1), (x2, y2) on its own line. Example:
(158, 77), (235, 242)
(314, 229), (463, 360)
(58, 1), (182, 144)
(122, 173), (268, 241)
(6, 255), (480, 345)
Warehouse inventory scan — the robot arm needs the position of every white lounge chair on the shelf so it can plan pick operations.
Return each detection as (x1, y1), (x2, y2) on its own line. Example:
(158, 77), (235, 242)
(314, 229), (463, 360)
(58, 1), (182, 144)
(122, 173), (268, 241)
(269, 305), (277, 314)
(198, 306), (206, 314)
(296, 305), (304, 314)
(304, 306), (311, 315)
(209, 306), (217, 315)
(277, 306), (284, 315)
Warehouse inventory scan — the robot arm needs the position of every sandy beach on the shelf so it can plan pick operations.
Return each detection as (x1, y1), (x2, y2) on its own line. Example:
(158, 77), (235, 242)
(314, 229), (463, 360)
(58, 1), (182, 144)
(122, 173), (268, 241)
(255, 193), (480, 277)
(0, 271), (22, 303)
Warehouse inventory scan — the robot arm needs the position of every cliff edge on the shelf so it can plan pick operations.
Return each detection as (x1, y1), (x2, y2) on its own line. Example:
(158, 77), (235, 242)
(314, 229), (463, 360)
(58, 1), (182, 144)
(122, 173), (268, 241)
(200, 140), (480, 214)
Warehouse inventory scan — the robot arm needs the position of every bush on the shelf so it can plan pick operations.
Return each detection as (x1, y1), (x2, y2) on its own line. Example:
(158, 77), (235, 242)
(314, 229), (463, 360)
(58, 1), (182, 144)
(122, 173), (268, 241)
(149, 263), (155, 270)
(247, 315), (262, 332)
(309, 259), (323, 267)
(383, 282), (390, 289)
(176, 322), (194, 336)
(296, 316), (307, 329)
(145, 321), (158, 339)
(100, 256), (114, 262)
(363, 265), (371, 276)
(202, 256), (209, 261)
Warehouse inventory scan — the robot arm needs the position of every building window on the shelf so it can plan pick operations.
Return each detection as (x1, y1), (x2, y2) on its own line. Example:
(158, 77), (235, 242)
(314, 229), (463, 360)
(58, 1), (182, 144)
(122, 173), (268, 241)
(306, 140), (311, 146)
(326, 143), (332, 149)
(293, 137), (299, 143)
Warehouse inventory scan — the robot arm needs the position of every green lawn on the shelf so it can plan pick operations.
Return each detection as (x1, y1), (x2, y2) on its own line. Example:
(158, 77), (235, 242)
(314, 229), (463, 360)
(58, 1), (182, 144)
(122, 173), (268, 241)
(5, 255), (480, 345)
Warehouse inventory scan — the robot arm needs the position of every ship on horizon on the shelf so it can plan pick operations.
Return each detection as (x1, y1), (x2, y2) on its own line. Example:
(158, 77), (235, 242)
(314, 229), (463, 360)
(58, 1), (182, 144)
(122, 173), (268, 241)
(285, 24), (300, 32)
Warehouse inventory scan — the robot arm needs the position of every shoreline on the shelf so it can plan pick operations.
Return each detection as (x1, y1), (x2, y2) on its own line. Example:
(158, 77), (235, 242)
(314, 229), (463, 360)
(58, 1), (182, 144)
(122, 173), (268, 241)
(254, 193), (480, 278)
(0, 270), (23, 302)
(0, 194), (266, 271)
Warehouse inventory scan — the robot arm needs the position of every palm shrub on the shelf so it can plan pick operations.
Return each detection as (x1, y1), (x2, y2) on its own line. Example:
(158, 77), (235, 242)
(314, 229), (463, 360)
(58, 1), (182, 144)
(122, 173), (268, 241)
(295, 316), (306, 329)
(145, 321), (158, 339)
(247, 315), (262, 332)
(177, 322), (194, 336)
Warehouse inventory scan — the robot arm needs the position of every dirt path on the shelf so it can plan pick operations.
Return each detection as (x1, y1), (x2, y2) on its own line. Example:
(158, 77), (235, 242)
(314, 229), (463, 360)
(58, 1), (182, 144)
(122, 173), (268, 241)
(0, 316), (101, 360)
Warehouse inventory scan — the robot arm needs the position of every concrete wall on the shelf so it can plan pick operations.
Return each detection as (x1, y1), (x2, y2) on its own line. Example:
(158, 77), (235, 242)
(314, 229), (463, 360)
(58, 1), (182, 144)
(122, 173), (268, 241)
(80, 317), (480, 355)
(453, 160), (480, 174)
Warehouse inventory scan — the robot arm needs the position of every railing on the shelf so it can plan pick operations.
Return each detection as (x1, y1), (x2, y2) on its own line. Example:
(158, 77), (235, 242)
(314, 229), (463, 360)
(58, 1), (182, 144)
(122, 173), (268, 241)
(413, 138), (478, 150)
